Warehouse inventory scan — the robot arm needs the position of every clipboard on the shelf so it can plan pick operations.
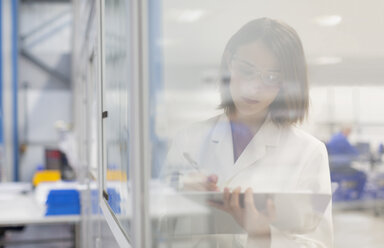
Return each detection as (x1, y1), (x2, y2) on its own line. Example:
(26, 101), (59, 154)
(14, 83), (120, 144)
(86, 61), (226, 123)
(179, 191), (331, 234)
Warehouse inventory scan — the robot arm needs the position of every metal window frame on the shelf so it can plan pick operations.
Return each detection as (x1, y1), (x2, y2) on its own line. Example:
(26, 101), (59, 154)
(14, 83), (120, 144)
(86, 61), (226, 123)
(96, 0), (132, 246)
(97, 0), (151, 247)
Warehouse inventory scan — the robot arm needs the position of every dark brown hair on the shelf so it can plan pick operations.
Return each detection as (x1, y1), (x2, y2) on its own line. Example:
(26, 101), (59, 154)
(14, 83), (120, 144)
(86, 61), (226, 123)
(219, 17), (309, 126)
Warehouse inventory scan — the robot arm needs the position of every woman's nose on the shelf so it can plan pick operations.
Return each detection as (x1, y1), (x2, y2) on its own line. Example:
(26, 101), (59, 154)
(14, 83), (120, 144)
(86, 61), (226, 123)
(245, 77), (264, 92)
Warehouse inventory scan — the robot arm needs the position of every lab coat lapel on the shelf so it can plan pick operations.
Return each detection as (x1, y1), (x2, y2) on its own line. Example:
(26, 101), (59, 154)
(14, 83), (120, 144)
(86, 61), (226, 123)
(208, 114), (281, 186)
(231, 118), (281, 176)
(209, 114), (235, 183)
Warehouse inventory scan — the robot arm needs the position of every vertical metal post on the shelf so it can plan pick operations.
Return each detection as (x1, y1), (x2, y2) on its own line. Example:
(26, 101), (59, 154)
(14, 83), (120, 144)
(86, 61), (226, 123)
(148, 0), (164, 178)
(130, 0), (151, 247)
(2, 0), (13, 182)
(97, 0), (106, 196)
(11, 0), (19, 181)
(0, 0), (4, 181)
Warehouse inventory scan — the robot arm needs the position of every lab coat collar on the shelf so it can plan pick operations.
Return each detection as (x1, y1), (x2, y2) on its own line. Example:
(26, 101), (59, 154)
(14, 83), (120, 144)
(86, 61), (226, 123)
(253, 114), (281, 147)
(233, 114), (281, 170)
(211, 114), (231, 143)
(211, 113), (282, 175)
(211, 113), (281, 147)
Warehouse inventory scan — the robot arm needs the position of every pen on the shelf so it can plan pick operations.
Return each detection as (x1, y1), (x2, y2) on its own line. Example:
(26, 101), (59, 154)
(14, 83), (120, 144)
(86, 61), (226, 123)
(183, 153), (218, 188)
(183, 152), (200, 172)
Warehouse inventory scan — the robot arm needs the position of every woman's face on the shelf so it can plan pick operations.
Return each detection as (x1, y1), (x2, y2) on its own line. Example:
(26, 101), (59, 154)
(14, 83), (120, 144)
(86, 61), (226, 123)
(229, 41), (281, 118)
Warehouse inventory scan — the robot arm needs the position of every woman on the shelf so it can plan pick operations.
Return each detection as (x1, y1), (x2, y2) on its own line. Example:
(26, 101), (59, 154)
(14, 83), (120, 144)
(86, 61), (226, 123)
(163, 18), (333, 248)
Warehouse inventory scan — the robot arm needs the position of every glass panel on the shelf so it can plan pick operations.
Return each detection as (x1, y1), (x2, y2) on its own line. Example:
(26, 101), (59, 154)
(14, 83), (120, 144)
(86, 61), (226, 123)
(103, 0), (132, 237)
(148, 1), (384, 248)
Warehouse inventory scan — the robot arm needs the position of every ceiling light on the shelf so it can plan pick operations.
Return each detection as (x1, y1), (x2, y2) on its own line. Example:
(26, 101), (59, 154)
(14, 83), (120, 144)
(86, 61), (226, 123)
(177, 10), (205, 23)
(156, 38), (177, 47)
(315, 15), (342, 26)
(311, 56), (343, 65)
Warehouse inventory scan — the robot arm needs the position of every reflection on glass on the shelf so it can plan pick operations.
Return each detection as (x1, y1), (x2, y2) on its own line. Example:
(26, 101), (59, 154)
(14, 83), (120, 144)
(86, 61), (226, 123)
(156, 18), (333, 247)
(103, 0), (131, 236)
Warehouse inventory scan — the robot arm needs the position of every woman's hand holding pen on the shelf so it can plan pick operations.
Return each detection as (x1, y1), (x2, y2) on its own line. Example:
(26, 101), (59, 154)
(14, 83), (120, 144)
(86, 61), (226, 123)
(209, 187), (275, 242)
(181, 152), (219, 191)
(182, 173), (219, 191)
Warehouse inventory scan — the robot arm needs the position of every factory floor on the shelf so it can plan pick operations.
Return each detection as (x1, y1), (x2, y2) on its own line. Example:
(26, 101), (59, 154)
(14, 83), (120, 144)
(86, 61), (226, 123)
(333, 210), (384, 248)
(2, 210), (384, 247)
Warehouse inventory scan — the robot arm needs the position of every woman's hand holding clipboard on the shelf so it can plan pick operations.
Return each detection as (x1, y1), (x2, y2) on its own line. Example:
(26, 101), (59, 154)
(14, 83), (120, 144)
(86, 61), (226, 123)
(208, 187), (275, 240)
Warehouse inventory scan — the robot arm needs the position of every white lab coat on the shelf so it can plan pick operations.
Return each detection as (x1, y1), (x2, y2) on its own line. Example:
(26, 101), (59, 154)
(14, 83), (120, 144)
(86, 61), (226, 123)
(162, 114), (333, 248)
